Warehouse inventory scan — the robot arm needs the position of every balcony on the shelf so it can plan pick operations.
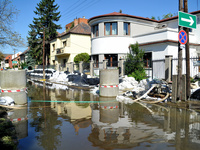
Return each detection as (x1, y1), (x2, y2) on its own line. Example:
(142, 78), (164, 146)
(133, 28), (196, 44)
(56, 48), (64, 54)
(55, 47), (70, 57)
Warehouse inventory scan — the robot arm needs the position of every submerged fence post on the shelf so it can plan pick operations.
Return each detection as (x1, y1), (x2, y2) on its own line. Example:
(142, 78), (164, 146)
(119, 58), (125, 77)
(90, 60), (94, 77)
(79, 61), (83, 74)
(56, 63), (59, 72)
(165, 55), (173, 82)
(103, 59), (108, 69)
(70, 62), (74, 73)
(172, 75), (177, 102)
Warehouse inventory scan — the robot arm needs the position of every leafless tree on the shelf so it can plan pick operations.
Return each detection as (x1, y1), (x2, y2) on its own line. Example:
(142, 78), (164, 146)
(0, 0), (24, 51)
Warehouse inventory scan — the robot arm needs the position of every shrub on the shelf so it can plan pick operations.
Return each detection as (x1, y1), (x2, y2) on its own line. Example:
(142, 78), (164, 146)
(125, 42), (147, 81)
(74, 53), (90, 63)
(128, 69), (147, 81)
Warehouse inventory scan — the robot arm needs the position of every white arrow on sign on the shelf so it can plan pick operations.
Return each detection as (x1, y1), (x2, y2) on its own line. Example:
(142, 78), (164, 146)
(181, 16), (194, 26)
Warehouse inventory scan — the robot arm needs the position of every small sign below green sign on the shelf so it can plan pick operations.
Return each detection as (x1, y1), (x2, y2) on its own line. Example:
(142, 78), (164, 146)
(12, 61), (17, 64)
(178, 11), (197, 29)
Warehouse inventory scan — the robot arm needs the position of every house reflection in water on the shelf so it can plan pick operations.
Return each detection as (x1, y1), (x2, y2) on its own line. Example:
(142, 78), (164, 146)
(25, 81), (200, 149)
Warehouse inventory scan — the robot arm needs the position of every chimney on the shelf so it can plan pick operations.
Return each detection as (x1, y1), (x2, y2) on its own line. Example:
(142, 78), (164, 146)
(74, 18), (78, 26)
(78, 17), (88, 25)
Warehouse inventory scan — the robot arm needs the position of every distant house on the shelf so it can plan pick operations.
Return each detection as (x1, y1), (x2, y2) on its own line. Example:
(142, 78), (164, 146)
(1, 54), (12, 68)
(1, 52), (23, 68)
(88, 11), (200, 79)
(19, 48), (29, 63)
(50, 17), (91, 68)
(12, 52), (22, 68)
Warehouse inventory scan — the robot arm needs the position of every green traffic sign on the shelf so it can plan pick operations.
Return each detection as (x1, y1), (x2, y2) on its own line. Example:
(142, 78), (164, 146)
(179, 11), (196, 29)
(12, 61), (17, 64)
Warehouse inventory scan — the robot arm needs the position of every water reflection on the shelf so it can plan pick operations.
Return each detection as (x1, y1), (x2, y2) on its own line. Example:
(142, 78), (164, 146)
(16, 81), (200, 149)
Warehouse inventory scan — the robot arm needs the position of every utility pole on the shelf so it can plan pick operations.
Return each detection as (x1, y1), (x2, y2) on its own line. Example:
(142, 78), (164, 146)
(43, 27), (45, 80)
(177, 0), (184, 100)
(184, 0), (190, 99)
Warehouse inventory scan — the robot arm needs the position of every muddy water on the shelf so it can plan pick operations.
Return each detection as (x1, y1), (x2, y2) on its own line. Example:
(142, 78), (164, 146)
(9, 82), (200, 150)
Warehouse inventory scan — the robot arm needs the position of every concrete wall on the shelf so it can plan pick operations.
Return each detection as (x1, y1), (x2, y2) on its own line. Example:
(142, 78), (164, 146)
(0, 70), (26, 89)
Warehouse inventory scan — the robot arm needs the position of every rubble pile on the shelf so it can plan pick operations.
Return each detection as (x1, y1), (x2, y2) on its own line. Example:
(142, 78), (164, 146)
(49, 71), (99, 87)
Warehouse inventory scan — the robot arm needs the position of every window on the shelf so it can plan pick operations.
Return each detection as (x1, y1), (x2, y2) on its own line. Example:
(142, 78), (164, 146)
(143, 52), (152, 68)
(124, 22), (130, 35)
(112, 22), (117, 35)
(52, 44), (55, 51)
(104, 22), (118, 35)
(105, 54), (118, 67)
(105, 23), (110, 35)
(63, 41), (67, 47)
(93, 25), (98, 37)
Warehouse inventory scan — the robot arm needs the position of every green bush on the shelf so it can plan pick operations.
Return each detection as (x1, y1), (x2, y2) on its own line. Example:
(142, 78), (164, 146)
(74, 53), (90, 63)
(0, 118), (17, 149)
(125, 42), (147, 81)
(128, 69), (147, 81)
(20, 62), (27, 69)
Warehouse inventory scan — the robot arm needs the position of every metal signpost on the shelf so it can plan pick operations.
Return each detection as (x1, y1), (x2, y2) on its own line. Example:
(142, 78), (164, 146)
(178, 11), (197, 29)
(178, 10), (197, 100)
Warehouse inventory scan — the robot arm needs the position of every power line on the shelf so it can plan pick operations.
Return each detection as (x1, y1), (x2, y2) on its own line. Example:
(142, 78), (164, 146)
(59, 0), (100, 24)
(59, 0), (89, 21)
(61, 0), (86, 17)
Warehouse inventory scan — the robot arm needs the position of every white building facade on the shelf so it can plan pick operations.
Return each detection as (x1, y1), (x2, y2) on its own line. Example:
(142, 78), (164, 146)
(88, 11), (200, 78)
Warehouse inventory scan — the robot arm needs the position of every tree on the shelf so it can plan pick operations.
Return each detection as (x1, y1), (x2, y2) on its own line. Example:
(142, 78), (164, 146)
(74, 53), (90, 63)
(27, 0), (61, 65)
(150, 12), (177, 20)
(162, 13), (175, 19)
(26, 49), (36, 70)
(0, 51), (4, 61)
(0, 0), (24, 50)
(27, 23), (43, 64)
(124, 42), (146, 81)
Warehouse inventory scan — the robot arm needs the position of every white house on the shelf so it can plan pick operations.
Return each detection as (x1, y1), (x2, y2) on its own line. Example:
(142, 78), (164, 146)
(88, 11), (200, 78)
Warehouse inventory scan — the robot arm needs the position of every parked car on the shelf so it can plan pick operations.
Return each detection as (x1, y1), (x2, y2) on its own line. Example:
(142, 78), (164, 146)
(29, 68), (57, 79)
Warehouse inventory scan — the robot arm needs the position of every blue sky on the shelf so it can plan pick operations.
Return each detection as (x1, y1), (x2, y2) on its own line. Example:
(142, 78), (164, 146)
(4, 0), (200, 54)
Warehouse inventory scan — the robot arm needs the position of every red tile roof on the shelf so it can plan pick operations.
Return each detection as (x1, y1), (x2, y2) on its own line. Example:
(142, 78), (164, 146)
(88, 12), (157, 23)
(58, 22), (91, 37)
(88, 10), (200, 23)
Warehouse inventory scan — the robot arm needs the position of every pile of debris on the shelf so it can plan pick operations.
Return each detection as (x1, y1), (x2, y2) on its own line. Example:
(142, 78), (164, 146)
(190, 75), (200, 100)
(116, 77), (172, 104)
(30, 70), (200, 102)
(50, 71), (99, 87)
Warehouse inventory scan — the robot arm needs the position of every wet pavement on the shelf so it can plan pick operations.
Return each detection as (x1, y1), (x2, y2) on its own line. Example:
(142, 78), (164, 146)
(7, 81), (200, 150)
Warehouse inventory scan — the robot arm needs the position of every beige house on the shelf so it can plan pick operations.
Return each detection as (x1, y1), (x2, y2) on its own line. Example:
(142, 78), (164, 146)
(50, 17), (91, 68)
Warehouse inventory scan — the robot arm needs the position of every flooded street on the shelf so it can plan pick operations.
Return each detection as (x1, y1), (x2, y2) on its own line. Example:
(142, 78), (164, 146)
(8, 81), (200, 150)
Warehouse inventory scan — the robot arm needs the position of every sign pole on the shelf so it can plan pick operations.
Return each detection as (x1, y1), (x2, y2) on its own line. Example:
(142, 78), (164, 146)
(184, 0), (190, 99)
(177, 0), (184, 101)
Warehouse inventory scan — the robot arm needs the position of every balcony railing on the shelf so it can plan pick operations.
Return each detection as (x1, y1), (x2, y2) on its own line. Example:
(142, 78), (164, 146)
(56, 48), (64, 54)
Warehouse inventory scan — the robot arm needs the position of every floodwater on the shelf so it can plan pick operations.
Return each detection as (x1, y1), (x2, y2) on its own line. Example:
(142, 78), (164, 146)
(8, 81), (200, 150)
